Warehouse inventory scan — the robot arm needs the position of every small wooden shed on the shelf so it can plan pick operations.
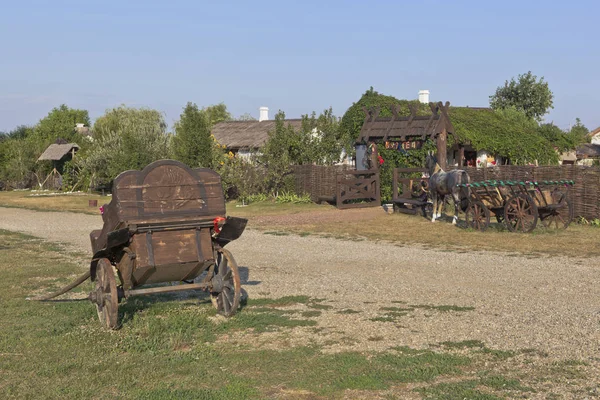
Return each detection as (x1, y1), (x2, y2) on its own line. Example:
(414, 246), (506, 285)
(37, 140), (80, 189)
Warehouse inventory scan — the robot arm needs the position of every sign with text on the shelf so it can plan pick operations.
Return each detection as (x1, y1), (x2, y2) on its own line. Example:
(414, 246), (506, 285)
(385, 140), (423, 150)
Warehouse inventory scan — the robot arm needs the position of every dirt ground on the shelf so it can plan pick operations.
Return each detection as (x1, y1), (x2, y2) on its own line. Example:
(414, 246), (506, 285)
(1, 205), (599, 395)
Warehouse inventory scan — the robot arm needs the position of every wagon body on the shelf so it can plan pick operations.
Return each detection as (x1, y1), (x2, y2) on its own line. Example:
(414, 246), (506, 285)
(87, 160), (247, 328)
(461, 179), (574, 232)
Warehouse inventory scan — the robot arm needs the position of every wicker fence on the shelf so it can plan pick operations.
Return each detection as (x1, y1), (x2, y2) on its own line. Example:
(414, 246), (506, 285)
(294, 164), (600, 220)
(292, 164), (349, 203)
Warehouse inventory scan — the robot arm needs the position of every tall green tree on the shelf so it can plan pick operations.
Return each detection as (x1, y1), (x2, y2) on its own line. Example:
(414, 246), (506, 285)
(489, 71), (554, 121)
(297, 108), (343, 165)
(33, 104), (90, 143)
(259, 111), (298, 193)
(171, 102), (214, 168)
(568, 118), (589, 145)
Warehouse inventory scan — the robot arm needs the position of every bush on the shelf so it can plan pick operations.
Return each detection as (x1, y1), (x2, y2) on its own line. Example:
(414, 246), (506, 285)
(217, 155), (267, 201)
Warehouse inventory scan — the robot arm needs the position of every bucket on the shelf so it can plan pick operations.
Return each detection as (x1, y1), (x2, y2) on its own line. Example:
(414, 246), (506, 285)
(89, 199), (98, 207)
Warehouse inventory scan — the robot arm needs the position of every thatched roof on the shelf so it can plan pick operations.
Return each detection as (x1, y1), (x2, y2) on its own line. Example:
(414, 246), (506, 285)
(212, 119), (304, 150)
(37, 143), (80, 161)
(576, 143), (600, 158)
(357, 101), (455, 143)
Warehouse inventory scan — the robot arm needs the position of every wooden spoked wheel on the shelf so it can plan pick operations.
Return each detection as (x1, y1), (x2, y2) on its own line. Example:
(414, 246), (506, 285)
(210, 249), (241, 317)
(504, 195), (538, 233)
(541, 196), (572, 230)
(91, 258), (119, 329)
(465, 201), (490, 231)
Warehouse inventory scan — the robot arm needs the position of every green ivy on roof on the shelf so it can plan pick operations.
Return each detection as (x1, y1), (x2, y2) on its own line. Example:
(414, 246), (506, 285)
(340, 88), (560, 165)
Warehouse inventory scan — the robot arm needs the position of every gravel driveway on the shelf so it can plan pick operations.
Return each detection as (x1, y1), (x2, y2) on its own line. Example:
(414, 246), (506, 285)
(1, 206), (598, 363)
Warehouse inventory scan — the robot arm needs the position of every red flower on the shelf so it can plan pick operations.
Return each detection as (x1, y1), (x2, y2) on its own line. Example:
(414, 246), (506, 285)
(378, 155), (384, 165)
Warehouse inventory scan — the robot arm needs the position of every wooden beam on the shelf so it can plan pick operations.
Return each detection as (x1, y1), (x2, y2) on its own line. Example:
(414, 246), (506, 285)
(436, 129), (448, 169)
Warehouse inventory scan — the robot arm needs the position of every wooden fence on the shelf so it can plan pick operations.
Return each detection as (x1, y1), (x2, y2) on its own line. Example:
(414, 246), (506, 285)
(336, 169), (380, 209)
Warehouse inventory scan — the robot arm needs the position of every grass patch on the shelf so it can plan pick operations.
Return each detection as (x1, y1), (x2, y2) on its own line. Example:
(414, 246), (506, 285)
(380, 306), (414, 312)
(308, 303), (333, 310)
(301, 310), (322, 318)
(410, 304), (475, 312)
(440, 340), (486, 349)
(262, 231), (289, 236)
(479, 375), (535, 392)
(478, 347), (517, 360)
(0, 190), (106, 215)
(416, 380), (502, 400)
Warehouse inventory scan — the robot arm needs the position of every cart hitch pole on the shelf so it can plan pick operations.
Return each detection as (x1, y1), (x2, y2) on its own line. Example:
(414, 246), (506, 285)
(124, 282), (211, 297)
(33, 271), (91, 301)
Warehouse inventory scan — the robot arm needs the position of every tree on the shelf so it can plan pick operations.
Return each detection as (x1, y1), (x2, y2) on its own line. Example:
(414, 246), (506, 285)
(80, 105), (170, 188)
(568, 118), (589, 145)
(259, 111), (298, 194)
(7, 125), (34, 140)
(33, 104), (90, 143)
(489, 71), (554, 121)
(297, 108), (343, 165)
(203, 103), (232, 127)
(171, 102), (214, 168)
(92, 104), (166, 142)
(235, 113), (256, 121)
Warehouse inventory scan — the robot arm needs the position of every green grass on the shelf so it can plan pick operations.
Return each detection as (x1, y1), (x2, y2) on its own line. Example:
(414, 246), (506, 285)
(416, 380), (502, 400)
(440, 340), (486, 349)
(0, 229), (593, 399)
(409, 304), (476, 312)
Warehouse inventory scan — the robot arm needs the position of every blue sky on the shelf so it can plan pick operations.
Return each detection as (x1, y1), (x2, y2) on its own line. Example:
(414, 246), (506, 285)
(1, 0), (598, 132)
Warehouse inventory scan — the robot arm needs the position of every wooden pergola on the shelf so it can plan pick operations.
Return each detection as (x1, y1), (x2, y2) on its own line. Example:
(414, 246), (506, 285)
(356, 101), (456, 169)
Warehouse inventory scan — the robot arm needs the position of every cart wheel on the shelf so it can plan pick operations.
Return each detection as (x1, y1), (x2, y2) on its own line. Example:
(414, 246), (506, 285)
(210, 249), (241, 317)
(541, 197), (573, 230)
(504, 195), (538, 233)
(465, 201), (490, 231)
(90, 258), (119, 329)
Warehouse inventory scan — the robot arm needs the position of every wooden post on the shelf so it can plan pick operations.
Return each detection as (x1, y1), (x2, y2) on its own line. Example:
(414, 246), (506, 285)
(458, 146), (465, 167)
(436, 130), (447, 169)
(392, 168), (398, 202)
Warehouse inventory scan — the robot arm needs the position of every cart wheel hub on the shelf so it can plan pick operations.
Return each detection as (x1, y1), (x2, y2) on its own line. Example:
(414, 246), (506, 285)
(210, 275), (224, 293)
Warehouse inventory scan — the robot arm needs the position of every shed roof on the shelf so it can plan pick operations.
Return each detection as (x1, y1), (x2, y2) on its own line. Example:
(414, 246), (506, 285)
(37, 143), (80, 161)
(211, 119), (304, 150)
(357, 101), (455, 144)
(576, 143), (600, 158)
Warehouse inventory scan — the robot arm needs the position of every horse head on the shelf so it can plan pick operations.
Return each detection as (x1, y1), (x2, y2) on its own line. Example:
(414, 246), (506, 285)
(425, 151), (439, 176)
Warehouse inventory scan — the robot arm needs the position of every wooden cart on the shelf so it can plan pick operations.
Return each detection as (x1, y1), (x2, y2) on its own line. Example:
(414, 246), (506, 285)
(42, 160), (247, 329)
(460, 179), (574, 232)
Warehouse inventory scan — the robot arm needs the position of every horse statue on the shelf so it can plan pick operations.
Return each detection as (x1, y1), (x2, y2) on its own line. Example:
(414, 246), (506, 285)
(425, 152), (470, 224)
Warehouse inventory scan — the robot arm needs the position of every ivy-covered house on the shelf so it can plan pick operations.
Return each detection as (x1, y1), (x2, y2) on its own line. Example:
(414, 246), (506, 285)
(342, 88), (560, 168)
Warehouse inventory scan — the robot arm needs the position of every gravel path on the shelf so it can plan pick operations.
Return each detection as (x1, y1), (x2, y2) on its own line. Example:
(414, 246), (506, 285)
(1, 206), (599, 363)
